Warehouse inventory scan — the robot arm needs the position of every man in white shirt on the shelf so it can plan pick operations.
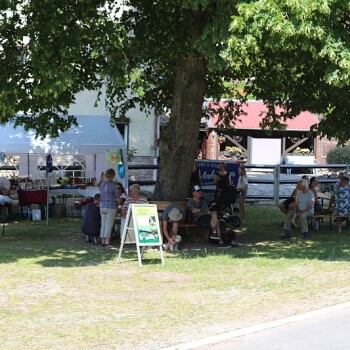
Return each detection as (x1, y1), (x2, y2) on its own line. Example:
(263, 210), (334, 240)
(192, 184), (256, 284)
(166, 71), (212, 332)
(280, 179), (315, 239)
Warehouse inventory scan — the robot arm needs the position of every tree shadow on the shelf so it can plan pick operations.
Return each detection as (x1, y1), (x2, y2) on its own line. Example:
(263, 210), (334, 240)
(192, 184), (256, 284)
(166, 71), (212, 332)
(0, 219), (118, 267)
(178, 229), (350, 262)
(2, 212), (350, 266)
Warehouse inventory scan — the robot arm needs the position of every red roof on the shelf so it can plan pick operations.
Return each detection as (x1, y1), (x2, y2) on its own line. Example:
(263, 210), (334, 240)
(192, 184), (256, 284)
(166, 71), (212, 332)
(206, 100), (318, 131)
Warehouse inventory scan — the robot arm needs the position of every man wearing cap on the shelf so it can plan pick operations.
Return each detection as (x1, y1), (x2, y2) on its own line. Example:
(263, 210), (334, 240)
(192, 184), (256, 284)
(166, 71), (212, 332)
(188, 185), (225, 246)
(160, 205), (185, 251)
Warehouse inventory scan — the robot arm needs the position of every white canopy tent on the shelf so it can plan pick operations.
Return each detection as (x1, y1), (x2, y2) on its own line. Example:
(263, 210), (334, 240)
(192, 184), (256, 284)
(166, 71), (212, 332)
(0, 115), (128, 224)
(0, 115), (128, 184)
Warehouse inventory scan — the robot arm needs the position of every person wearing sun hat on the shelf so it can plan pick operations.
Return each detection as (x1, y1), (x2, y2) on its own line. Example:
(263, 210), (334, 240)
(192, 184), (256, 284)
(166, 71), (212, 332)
(160, 205), (185, 252)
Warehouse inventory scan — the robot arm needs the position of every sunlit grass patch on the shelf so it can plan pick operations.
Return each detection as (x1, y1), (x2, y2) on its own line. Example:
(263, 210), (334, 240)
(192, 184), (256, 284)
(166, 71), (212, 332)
(1, 207), (350, 349)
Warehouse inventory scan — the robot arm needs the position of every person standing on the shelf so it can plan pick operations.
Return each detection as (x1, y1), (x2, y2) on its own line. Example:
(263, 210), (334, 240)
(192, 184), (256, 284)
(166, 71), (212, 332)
(334, 176), (350, 233)
(99, 168), (120, 248)
(236, 166), (248, 224)
(214, 162), (231, 208)
(188, 161), (202, 197)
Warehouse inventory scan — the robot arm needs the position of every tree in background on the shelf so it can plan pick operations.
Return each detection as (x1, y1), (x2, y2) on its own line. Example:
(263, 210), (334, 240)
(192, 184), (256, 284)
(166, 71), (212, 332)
(1, 1), (350, 200)
(327, 147), (350, 165)
(228, 0), (350, 141)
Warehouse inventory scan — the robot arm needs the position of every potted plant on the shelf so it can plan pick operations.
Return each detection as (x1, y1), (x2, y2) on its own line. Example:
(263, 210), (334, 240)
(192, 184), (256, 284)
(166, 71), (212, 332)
(225, 146), (243, 160)
(293, 147), (311, 155)
(284, 147), (315, 167)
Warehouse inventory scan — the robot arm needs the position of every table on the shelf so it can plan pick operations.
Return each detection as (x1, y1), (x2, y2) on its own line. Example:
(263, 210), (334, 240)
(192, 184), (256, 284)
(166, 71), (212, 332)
(49, 187), (100, 198)
(50, 188), (80, 196)
(17, 189), (48, 207)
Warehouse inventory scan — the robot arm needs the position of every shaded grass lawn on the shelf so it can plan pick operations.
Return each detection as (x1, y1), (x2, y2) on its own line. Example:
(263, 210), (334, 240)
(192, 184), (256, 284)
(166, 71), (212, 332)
(1, 205), (350, 349)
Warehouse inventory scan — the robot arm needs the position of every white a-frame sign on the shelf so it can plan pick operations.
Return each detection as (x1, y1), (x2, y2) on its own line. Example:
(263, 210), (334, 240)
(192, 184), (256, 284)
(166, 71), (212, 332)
(117, 204), (164, 266)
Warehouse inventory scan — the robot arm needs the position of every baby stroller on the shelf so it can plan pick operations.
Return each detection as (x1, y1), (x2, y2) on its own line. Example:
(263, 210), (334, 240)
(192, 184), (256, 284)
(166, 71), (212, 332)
(210, 186), (241, 245)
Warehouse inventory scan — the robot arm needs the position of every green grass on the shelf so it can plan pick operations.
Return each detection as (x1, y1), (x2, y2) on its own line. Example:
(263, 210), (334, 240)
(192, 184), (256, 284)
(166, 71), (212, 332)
(1, 206), (350, 349)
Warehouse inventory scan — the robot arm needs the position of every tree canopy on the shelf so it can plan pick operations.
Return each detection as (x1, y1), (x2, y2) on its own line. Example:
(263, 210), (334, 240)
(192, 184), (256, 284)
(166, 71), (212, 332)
(228, 0), (350, 141)
(1, 0), (350, 199)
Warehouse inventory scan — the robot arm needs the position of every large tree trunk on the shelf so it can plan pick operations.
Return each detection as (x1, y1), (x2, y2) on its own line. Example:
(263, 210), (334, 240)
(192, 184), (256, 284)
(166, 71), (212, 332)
(152, 57), (206, 201)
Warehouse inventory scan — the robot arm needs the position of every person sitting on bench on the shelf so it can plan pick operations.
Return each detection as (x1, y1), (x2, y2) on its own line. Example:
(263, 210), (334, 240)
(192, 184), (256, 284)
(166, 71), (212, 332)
(280, 179), (315, 240)
(278, 175), (309, 215)
(309, 177), (323, 231)
(187, 185), (226, 246)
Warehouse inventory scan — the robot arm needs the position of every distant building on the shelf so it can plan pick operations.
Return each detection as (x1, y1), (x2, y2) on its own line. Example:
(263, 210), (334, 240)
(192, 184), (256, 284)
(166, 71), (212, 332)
(200, 100), (335, 166)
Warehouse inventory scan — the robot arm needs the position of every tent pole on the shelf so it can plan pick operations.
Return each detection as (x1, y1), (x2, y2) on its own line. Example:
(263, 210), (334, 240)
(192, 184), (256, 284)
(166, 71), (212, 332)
(46, 172), (50, 225)
(94, 154), (96, 183)
(27, 153), (30, 179)
(123, 148), (128, 189)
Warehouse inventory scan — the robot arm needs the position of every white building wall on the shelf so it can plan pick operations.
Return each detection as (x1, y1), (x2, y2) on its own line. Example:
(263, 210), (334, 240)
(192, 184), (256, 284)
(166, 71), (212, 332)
(127, 108), (156, 157)
(68, 89), (157, 158)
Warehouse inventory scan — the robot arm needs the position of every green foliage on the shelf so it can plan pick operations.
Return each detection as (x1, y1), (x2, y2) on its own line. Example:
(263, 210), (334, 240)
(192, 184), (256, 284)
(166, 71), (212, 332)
(326, 146), (350, 164)
(2, 1), (350, 199)
(127, 147), (137, 162)
(1, 1), (350, 141)
(227, 0), (350, 142)
(0, 0), (115, 137)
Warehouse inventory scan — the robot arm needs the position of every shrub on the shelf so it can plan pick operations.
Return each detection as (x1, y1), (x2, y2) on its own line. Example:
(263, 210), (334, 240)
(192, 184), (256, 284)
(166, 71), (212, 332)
(326, 146), (350, 164)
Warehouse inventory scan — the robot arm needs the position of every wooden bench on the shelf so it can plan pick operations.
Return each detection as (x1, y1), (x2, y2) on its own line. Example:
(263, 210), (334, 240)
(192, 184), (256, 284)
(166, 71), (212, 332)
(311, 214), (350, 230)
(311, 192), (349, 230)
(149, 201), (209, 243)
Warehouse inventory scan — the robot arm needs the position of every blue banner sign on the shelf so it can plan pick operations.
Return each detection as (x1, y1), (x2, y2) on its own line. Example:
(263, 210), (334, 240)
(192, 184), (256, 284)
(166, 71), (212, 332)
(196, 160), (240, 187)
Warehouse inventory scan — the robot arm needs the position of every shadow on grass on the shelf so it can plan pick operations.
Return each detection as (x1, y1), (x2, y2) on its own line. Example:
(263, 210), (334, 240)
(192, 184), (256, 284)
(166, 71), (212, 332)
(1, 219), (175, 267)
(1, 207), (350, 266)
(0, 218), (120, 267)
(178, 237), (350, 262)
(174, 203), (350, 262)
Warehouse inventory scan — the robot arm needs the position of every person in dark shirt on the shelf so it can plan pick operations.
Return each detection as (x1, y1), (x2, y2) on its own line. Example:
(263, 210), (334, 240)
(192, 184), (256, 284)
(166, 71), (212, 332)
(214, 162), (231, 207)
(188, 161), (202, 197)
(81, 194), (101, 244)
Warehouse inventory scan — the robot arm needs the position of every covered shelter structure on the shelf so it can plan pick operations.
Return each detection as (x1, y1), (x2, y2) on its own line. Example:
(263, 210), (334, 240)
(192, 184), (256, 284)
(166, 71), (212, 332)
(201, 100), (320, 167)
(0, 115), (127, 223)
(0, 115), (127, 184)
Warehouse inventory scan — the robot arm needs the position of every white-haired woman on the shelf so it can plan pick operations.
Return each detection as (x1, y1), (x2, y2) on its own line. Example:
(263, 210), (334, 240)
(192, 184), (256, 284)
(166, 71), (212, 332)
(281, 179), (315, 239)
(120, 184), (148, 238)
